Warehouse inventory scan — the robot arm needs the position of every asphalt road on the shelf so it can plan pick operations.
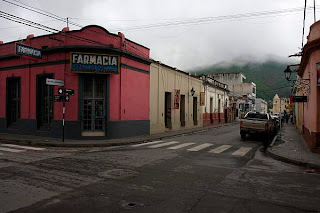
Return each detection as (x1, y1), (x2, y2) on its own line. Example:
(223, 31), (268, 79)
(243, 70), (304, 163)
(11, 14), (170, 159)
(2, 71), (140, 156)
(0, 124), (319, 213)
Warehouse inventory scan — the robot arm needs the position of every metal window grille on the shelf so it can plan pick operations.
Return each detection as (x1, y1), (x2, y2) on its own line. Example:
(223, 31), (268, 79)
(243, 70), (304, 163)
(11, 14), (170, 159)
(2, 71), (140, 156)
(82, 77), (105, 132)
(37, 75), (53, 130)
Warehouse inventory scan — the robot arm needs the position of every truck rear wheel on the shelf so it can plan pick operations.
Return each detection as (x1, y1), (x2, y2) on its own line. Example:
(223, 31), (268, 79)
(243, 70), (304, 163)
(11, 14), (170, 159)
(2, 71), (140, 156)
(241, 132), (246, 140)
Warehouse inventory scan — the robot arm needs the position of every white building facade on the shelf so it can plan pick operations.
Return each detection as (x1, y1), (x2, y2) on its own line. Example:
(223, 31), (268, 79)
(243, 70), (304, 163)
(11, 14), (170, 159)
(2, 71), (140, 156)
(256, 98), (268, 113)
(208, 73), (257, 118)
(202, 77), (230, 125)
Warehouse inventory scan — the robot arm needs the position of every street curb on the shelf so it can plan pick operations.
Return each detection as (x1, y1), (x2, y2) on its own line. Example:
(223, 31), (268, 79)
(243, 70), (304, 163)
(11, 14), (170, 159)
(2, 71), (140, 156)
(266, 148), (320, 170)
(266, 129), (320, 170)
(269, 135), (278, 147)
(0, 122), (238, 148)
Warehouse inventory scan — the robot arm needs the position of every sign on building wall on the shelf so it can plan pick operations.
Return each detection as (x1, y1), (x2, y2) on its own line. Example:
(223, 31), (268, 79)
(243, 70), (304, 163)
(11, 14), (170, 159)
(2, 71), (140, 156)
(173, 89), (180, 109)
(292, 96), (307, 102)
(200, 92), (205, 106)
(317, 63), (320, 86)
(70, 53), (120, 74)
(16, 43), (42, 60)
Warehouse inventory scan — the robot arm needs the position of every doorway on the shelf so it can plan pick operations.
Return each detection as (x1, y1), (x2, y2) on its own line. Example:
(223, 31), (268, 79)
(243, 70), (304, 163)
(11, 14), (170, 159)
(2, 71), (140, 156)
(6, 77), (20, 127)
(165, 92), (172, 128)
(82, 76), (106, 136)
(224, 108), (228, 123)
(180, 95), (185, 127)
(193, 97), (198, 126)
(210, 97), (213, 124)
(37, 74), (54, 130)
(218, 99), (221, 123)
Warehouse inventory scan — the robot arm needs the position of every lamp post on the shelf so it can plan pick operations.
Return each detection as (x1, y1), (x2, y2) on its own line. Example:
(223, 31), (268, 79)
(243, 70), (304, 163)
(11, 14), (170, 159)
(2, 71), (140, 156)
(283, 64), (310, 94)
(284, 66), (292, 81)
(190, 87), (195, 96)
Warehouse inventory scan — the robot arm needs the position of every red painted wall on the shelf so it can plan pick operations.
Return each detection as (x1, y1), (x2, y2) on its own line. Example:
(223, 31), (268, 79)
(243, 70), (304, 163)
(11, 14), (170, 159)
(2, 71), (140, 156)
(202, 113), (225, 126)
(0, 25), (150, 123)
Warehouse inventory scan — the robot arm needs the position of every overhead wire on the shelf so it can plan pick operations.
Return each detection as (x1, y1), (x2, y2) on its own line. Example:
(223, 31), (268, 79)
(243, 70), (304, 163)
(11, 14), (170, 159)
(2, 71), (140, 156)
(2, 0), (317, 60)
(116, 6), (318, 32)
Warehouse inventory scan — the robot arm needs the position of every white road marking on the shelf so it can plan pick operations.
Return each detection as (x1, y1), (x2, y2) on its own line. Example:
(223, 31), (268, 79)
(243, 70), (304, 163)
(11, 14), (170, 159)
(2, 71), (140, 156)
(0, 147), (25, 153)
(209, 145), (232, 153)
(149, 141), (179, 148)
(132, 141), (164, 147)
(1, 144), (46, 151)
(187, 143), (213, 152)
(0, 152), (3, 155)
(232, 147), (253, 156)
(167, 142), (195, 150)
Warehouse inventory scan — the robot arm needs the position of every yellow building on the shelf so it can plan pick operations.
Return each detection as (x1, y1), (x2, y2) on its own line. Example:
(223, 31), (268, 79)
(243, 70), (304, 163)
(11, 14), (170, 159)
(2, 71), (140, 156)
(150, 61), (204, 134)
(271, 94), (290, 114)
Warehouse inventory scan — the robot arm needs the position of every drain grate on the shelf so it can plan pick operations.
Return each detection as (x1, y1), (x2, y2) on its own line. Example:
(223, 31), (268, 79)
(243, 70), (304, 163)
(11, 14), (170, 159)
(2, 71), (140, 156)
(121, 201), (144, 209)
(98, 169), (139, 179)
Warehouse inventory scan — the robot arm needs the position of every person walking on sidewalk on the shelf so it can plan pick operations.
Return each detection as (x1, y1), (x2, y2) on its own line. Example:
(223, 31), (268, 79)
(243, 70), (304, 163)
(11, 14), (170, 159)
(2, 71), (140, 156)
(284, 110), (289, 124)
(290, 114), (293, 124)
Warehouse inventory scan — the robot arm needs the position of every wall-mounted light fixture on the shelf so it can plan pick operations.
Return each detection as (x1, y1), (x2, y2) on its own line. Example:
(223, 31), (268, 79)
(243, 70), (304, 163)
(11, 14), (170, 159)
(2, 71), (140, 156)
(283, 64), (310, 94)
(190, 87), (195, 96)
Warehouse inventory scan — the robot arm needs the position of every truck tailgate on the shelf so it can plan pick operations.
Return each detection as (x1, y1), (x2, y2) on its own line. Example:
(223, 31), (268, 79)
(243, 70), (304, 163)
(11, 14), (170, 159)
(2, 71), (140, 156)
(242, 119), (266, 130)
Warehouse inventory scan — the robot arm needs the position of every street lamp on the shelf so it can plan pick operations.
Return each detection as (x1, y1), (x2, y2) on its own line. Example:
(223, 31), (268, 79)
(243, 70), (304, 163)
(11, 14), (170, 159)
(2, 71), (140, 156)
(284, 66), (292, 81)
(190, 87), (195, 96)
(283, 64), (310, 95)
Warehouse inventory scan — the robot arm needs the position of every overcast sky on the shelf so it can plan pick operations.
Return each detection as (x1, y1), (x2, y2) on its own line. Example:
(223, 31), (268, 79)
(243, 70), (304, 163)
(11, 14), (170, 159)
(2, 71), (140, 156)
(0, 0), (317, 70)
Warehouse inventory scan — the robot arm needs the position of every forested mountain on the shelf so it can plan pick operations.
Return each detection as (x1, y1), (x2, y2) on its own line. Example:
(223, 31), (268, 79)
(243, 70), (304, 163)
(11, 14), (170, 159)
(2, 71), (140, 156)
(189, 60), (296, 101)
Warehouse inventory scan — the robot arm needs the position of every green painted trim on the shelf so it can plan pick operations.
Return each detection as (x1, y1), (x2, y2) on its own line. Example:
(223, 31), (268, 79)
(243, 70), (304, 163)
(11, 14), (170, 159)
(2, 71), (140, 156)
(0, 60), (67, 71)
(121, 64), (149, 75)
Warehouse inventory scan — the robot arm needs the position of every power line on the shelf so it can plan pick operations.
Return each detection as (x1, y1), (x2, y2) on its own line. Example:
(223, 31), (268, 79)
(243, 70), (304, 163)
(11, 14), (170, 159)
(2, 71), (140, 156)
(0, 11), (57, 33)
(0, 19), (59, 30)
(115, 6), (318, 32)
(0, 10), (152, 59)
(2, 0), (66, 22)
(0, 10), (107, 46)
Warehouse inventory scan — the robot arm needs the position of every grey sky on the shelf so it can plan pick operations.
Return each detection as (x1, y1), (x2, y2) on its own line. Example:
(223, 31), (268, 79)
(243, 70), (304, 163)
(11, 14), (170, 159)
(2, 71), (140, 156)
(0, 0), (317, 70)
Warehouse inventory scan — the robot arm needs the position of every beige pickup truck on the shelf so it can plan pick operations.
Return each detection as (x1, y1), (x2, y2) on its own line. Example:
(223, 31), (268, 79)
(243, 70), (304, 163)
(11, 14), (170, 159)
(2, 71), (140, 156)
(240, 112), (275, 140)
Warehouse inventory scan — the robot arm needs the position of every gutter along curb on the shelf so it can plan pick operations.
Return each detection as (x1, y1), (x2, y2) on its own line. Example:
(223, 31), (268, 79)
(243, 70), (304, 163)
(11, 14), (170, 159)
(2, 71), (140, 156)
(0, 122), (238, 148)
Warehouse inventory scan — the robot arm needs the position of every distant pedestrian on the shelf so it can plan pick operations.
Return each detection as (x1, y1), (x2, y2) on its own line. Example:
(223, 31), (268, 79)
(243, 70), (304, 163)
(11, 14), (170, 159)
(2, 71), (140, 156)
(284, 110), (289, 124)
(290, 114), (293, 124)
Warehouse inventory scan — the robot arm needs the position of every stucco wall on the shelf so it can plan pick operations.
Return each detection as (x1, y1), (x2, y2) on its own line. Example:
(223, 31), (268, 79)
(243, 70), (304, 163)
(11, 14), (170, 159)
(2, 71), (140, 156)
(211, 73), (245, 86)
(150, 62), (203, 134)
(301, 51), (320, 134)
(0, 25), (151, 139)
(202, 85), (229, 126)
(232, 82), (256, 97)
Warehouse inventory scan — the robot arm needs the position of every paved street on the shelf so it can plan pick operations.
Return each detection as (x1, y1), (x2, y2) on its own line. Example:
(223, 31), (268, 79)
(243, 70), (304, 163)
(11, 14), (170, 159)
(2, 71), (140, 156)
(0, 124), (319, 213)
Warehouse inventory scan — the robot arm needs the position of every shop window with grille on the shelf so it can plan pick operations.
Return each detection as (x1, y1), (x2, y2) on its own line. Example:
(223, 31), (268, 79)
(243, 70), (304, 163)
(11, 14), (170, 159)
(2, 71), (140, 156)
(82, 77), (105, 132)
(37, 74), (54, 130)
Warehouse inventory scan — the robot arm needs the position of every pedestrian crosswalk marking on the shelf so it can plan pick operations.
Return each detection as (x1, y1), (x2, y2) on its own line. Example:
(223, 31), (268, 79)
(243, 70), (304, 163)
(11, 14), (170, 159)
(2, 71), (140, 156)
(131, 140), (253, 157)
(149, 141), (179, 148)
(187, 143), (213, 152)
(1, 144), (46, 151)
(132, 140), (164, 147)
(232, 147), (252, 156)
(209, 145), (232, 153)
(167, 142), (195, 150)
(0, 147), (26, 153)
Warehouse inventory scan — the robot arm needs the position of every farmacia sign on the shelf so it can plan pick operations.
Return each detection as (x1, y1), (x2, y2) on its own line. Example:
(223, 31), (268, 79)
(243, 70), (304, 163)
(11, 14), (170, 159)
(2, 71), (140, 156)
(16, 43), (42, 60)
(70, 53), (120, 74)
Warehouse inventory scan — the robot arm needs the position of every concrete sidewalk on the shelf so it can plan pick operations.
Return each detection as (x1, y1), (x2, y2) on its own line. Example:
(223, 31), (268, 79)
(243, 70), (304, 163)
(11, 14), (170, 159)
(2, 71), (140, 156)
(0, 122), (238, 147)
(267, 123), (320, 170)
